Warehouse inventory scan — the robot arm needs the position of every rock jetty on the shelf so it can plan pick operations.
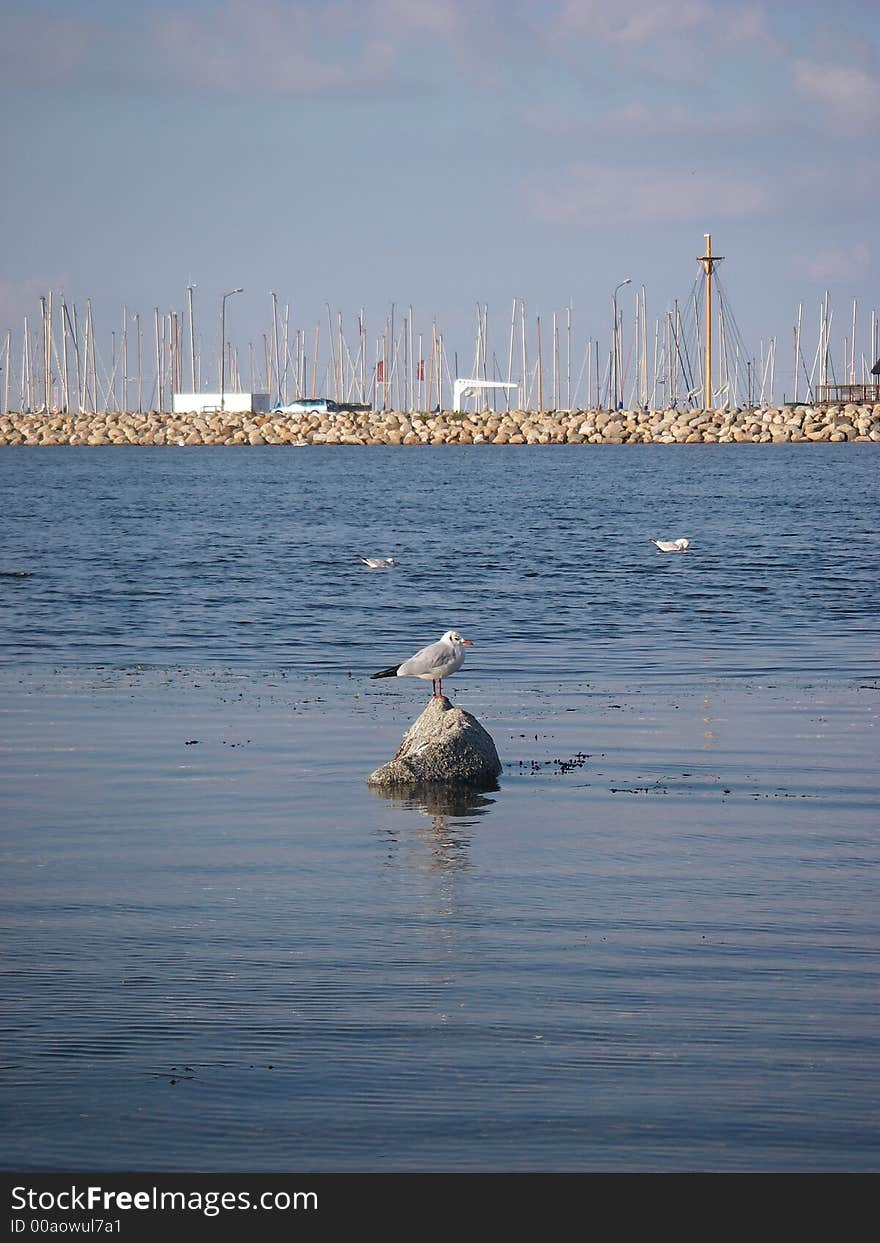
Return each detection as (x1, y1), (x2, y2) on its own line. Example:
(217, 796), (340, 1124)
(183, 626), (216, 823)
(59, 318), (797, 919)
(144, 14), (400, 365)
(368, 696), (502, 788)
(1, 404), (879, 446)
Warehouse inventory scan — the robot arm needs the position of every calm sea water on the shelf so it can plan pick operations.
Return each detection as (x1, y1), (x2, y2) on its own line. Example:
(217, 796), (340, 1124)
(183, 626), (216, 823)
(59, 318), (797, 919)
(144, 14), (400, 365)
(1, 445), (878, 1172)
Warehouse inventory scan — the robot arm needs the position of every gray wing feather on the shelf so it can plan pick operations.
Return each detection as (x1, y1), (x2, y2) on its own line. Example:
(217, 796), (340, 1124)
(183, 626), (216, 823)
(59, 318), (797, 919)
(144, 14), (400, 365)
(397, 639), (452, 676)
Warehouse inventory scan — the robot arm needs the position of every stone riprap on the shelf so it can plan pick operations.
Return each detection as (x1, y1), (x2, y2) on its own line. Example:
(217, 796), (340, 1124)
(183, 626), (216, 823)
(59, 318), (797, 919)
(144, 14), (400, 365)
(368, 695), (502, 788)
(1, 404), (879, 446)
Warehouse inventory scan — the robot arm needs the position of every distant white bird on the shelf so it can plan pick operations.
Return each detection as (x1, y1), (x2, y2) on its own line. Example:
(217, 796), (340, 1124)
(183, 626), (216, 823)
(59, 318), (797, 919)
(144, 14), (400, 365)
(652, 538), (690, 553)
(370, 629), (473, 698)
(359, 556), (399, 569)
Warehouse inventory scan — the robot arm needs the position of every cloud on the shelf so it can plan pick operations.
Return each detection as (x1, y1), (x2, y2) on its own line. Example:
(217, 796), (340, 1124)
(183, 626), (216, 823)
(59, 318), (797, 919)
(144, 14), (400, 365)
(524, 161), (769, 224)
(584, 100), (772, 138)
(0, 14), (88, 82)
(153, 0), (499, 94)
(150, 0), (513, 97)
(0, 1), (476, 98)
(365, 0), (471, 37)
(792, 59), (880, 129)
(556, 0), (711, 43)
(554, 0), (777, 49)
(154, 0), (396, 95)
(802, 242), (871, 284)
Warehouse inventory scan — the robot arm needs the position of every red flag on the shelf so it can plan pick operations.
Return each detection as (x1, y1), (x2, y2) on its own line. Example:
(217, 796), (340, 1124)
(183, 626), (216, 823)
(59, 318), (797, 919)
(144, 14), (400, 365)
(417, 359), (425, 381)
(376, 360), (385, 382)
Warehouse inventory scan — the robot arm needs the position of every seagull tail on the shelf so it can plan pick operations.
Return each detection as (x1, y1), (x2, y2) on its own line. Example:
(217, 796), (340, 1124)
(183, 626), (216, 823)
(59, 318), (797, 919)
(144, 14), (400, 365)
(370, 665), (400, 680)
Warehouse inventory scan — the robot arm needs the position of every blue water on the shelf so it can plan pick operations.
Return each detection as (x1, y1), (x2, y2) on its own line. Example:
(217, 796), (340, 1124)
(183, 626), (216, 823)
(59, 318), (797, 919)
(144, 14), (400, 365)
(1, 444), (877, 678)
(1, 446), (878, 1171)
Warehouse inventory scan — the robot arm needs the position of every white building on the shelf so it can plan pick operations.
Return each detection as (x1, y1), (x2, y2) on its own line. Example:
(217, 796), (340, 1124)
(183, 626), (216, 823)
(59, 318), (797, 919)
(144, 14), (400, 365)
(171, 392), (272, 415)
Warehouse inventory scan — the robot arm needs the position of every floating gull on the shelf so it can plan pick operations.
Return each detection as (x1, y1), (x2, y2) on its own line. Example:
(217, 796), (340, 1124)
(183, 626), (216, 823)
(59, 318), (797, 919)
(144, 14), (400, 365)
(370, 630), (473, 699)
(359, 556), (399, 569)
(652, 538), (690, 553)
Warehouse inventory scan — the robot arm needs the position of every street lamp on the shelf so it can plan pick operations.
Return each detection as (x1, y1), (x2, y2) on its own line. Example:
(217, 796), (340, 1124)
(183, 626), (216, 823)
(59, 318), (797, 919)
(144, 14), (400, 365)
(220, 287), (243, 411)
(612, 278), (632, 410)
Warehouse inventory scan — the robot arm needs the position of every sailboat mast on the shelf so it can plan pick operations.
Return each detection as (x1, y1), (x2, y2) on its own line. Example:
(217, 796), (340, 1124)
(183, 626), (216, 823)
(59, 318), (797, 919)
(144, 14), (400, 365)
(154, 307), (162, 414)
(87, 300), (98, 414)
(520, 301), (527, 409)
(566, 304), (571, 409)
(40, 296), (49, 412)
(121, 304), (128, 414)
(698, 233), (722, 409)
(3, 329), (10, 414)
(188, 286), (197, 393)
(506, 299), (515, 410)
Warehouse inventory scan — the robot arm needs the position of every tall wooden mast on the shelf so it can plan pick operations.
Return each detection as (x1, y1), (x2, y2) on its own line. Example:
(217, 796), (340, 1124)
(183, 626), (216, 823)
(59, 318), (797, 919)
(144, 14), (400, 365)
(698, 233), (723, 408)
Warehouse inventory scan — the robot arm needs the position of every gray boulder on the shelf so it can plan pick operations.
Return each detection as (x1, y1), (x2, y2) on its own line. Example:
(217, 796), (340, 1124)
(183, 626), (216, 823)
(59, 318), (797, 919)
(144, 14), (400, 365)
(368, 695), (502, 787)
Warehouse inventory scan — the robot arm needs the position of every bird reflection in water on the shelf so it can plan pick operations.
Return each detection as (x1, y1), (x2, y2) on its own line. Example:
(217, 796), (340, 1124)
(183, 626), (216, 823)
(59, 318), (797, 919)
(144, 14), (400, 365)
(370, 781), (498, 872)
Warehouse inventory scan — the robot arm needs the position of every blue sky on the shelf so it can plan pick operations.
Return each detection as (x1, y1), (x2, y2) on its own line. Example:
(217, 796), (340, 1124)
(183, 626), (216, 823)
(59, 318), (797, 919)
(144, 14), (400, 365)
(2, 0), (878, 403)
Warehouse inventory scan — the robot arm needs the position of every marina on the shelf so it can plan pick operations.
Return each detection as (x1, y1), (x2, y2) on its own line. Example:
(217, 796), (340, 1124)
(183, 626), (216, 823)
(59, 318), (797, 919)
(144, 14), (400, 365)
(3, 238), (879, 423)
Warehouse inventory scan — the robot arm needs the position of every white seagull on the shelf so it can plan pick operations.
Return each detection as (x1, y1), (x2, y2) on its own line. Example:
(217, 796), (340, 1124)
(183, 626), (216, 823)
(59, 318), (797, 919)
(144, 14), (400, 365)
(652, 538), (690, 553)
(359, 556), (399, 569)
(370, 630), (473, 699)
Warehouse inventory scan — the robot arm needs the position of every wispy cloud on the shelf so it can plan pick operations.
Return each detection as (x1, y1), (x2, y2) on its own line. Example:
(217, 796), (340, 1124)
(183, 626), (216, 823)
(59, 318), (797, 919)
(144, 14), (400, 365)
(554, 0), (777, 48)
(1, 0), (782, 99)
(0, 0), (480, 98)
(154, 0), (515, 95)
(792, 59), (880, 130)
(802, 242), (872, 284)
(556, 0), (710, 43)
(154, 0), (396, 95)
(0, 14), (88, 83)
(524, 161), (769, 224)
(525, 100), (774, 140)
(365, 0), (472, 37)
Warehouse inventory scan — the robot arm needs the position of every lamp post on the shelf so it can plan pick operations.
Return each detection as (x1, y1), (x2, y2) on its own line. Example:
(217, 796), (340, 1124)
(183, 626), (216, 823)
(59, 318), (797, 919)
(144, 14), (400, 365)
(220, 287), (243, 411)
(611, 278), (632, 410)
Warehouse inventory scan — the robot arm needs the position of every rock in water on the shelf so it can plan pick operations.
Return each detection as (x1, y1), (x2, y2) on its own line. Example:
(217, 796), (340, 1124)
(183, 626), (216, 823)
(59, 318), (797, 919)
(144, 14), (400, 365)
(368, 695), (502, 787)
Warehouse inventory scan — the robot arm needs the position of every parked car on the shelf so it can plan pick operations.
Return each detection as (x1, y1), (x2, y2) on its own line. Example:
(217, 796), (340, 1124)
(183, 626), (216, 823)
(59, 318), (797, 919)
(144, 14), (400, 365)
(272, 398), (339, 415)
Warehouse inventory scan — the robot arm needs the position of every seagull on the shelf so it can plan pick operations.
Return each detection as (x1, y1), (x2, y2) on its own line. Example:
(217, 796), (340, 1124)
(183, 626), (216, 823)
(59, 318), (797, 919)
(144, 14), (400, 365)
(359, 556), (399, 569)
(652, 538), (690, 553)
(370, 630), (473, 698)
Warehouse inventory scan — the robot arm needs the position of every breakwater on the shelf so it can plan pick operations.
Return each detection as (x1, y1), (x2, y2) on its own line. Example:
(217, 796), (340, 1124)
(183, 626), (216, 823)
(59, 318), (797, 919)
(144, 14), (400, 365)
(1, 403), (879, 446)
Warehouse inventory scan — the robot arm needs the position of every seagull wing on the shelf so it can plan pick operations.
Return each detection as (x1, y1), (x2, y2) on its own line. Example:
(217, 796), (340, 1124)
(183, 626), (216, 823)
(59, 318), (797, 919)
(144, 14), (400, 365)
(397, 637), (455, 678)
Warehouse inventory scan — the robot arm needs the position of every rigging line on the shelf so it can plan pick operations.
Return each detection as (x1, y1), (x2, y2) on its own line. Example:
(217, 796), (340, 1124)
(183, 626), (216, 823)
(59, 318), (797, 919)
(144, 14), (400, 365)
(573, 343), (588, 409)
(713, 272), (751, 364)
(798, 344), (814, 398)
(715, 290), (751, 396)
(670, 318), (693, 399)
(679, 276), (702, 376)
(676, 286), (699, 395)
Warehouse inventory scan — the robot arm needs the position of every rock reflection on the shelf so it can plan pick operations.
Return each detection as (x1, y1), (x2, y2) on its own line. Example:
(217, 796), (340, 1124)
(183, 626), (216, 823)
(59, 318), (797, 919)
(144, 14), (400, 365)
(370, 781), (498, 872)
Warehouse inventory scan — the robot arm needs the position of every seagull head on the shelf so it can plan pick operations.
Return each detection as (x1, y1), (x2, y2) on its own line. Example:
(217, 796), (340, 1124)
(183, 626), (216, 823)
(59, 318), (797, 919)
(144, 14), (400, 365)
(675, 538), (690, 550)
(444, 630), (473, 646)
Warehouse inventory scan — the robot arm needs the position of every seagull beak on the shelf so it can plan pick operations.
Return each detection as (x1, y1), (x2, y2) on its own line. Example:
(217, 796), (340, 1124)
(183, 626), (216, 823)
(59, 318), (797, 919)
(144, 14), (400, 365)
(461, 639), (474, 646)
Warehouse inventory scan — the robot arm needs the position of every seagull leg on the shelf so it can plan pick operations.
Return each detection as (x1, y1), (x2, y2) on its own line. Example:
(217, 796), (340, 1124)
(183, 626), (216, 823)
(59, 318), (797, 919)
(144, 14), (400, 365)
(431, 678), (436, 697)
(437, 678), (442, 698)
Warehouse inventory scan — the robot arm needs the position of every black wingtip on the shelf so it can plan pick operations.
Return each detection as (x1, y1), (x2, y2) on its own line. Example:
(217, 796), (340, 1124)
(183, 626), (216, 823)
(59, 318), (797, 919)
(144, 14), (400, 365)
(370, 666), (399, 680)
